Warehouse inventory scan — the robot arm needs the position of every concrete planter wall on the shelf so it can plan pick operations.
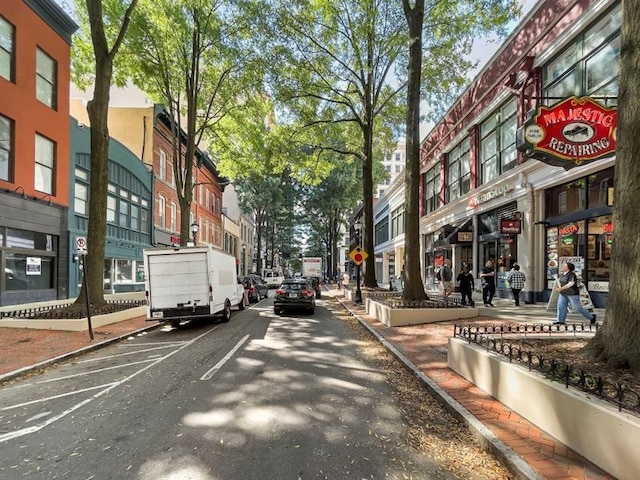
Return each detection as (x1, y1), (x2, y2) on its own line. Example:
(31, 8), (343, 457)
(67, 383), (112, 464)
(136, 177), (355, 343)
(0, 306), (147, 331)
(366, 298), (478, 326)
(448, 337), (640, 480)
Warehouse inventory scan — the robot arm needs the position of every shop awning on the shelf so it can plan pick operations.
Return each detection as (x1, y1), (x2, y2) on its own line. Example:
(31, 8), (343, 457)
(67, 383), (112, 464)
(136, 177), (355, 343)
(434, 219), (473, 248)
(447, 219), (473, 244)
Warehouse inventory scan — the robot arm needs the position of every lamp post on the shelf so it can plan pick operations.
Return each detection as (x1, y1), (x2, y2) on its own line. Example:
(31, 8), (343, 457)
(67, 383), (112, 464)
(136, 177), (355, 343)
(354, 220), (362, 304)
(242, 243), (247, 275)
(190, 222), (199, 246)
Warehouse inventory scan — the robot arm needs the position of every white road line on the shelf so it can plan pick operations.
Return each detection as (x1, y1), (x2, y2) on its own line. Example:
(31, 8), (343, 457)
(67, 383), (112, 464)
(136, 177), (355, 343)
(75, 345), (181, 363)
(0, 325), (221, 444)
(35, 359), (158, 384)
(200, 335), (250, 381)
(116, 341), (187, 347)
(1, 383), (117, 411)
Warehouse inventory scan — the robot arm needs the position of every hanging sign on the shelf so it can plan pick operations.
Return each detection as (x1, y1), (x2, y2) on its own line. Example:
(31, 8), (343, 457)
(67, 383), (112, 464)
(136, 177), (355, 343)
(517, 96), (617, 169)
(500, 219), (521, 235)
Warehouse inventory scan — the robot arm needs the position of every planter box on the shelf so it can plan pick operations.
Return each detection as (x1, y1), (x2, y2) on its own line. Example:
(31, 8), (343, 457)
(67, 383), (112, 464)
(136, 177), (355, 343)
(0, 306), (147, 332)
(366, 298), (478, 326)
(448, 337), (640, 480)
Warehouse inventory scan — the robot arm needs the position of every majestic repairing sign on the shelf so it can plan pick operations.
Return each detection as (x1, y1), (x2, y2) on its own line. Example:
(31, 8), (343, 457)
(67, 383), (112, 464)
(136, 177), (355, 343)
(517, 96), (617, 170)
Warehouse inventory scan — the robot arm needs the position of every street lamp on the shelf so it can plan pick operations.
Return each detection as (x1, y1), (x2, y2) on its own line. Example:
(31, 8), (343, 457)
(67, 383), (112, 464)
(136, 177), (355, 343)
(190, 222), (199, 245)
(354, 220), (362, 304)
(242, 243), (247, 275)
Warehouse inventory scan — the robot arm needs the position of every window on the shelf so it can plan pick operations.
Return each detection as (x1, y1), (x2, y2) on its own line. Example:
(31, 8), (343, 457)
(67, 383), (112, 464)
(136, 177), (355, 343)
(159, 149), (167, 181)
(424, 165), (440, 214)
(170, 202), (177, 232)
(395, 165), (402, 173)
(74, 181), (88, 214)
(130, 204), (139, 230)
(545, 179), (587, 217)
(544, 4), (621, 106)
(35, 134), (55, 194)
(479, 99), (517, 184)
(0, 114), (13, 181)
(391, 205), (405, 237)
(374, 216), (389, 246)
(140, 207), (149, 233)
(0, 16), (14, 81)
(158, 195), (166, 229)
(119, 199), (129, 226)
(36, 48), (57, 109)
(107, 196), (116, 222)
(446, 138), (470, 203)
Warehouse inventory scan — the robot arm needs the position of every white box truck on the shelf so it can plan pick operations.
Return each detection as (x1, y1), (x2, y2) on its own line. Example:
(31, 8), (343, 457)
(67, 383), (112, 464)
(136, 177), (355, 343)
(144, 246), (245, 327)
(302, 257), (322, 277)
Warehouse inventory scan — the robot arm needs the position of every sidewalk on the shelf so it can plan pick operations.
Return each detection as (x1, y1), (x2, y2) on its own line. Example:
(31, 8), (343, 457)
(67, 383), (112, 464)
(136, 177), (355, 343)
(0, 291), (611, 479)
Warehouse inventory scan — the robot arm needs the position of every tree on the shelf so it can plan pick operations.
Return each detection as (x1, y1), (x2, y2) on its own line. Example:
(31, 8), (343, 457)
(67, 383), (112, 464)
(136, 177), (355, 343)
(260, 0), (407, 288)
(587, 0), (640, 372)
(72, 0), (139, 306)
(400, 0), (519, 301)
(126, 0), (258, 245)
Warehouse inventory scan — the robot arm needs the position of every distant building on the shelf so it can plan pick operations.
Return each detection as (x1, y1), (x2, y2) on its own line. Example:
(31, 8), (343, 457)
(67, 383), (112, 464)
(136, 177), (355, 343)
(375, 139), (405, 199)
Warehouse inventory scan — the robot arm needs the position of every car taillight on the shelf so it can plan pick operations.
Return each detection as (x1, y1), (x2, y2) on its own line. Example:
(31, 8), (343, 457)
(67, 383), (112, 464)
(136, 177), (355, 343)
(275, 289), (285, 295)
(303, 289), (314, 297)
(250, 286), (256, 293)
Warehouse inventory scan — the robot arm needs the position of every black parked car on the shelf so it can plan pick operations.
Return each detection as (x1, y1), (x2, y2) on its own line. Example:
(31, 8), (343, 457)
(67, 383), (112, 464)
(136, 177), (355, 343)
(239, 274), (269, 303)
(274, 278), (316, 315)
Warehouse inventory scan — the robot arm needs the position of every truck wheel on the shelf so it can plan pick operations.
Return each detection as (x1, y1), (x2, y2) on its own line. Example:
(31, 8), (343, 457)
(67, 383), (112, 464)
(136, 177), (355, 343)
(221, 301), (231, 322)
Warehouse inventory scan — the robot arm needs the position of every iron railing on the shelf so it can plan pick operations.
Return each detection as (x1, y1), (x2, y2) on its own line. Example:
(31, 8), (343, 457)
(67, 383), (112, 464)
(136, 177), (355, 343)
(454, 323), (640, 416)
(0, 299), (146, 319)
(368, 291), (464, 308)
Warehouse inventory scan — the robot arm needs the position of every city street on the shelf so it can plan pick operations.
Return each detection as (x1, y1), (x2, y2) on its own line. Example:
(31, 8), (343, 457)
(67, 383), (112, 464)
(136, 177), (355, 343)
(1, 296), (462, 480)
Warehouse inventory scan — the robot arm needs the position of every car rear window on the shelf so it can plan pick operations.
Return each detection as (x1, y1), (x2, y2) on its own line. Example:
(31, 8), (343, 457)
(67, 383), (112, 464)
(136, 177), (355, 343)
(282, 282), (305, 290)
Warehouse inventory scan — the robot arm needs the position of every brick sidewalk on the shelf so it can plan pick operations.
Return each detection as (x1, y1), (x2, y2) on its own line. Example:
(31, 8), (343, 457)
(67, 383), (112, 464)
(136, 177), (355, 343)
(0, 315), (153, 378)
(327, 289), (613, 480)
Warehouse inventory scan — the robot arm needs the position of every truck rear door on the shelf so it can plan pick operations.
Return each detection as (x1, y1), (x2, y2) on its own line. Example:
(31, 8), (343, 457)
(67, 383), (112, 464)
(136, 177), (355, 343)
(147, 252), (209, 310)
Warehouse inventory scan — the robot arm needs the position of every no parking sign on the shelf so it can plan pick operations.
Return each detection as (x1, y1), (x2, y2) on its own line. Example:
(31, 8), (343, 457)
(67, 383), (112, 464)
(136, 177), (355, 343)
(76, 236), (87, 255)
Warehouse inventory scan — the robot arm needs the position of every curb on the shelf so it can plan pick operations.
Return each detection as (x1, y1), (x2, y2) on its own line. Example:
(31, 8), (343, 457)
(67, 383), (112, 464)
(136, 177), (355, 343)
(332, 294), (543, 480)
(0, 322), (161, 384)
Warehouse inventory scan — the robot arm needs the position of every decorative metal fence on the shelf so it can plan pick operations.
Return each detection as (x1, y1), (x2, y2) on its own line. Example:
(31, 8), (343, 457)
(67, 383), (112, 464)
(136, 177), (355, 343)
(0, 299), (147, 319)
(454, 323), (640, 416)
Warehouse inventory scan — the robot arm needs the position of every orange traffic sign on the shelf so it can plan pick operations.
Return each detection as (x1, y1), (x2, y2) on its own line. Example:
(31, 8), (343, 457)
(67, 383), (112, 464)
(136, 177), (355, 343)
(349, 247), (368, 265)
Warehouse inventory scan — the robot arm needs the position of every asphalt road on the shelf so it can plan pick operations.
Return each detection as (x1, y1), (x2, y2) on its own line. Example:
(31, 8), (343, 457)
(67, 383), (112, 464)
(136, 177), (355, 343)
(0, 295), (454, 480)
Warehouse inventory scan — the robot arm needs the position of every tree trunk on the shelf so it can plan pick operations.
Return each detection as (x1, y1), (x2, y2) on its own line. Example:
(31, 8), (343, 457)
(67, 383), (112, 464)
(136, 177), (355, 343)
(401, 0), (427, 301)
(78, 57), (112, 307)
(588, 1), (640, 371)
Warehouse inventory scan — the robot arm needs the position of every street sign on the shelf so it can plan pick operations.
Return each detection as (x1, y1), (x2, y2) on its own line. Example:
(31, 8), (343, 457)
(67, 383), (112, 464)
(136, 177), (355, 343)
(349, 246), (368, 266)
(76, 236), (88, 255)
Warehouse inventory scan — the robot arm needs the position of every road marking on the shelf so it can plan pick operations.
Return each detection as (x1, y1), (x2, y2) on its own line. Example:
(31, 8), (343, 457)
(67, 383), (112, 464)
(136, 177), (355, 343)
(1, 383), (117, 411)
(0, 325), (221, 444)
(35, 359), (159, 384)
(116, 341), (187, 347)
(200, 335), (250, 381)
(75, 344), (181, 363)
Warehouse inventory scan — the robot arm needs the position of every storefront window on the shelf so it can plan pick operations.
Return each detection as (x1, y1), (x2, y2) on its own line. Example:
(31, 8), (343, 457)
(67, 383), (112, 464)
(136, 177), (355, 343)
(6, 229), (54, 251)
(5, 254), (54, 290)
(115, 259), (134, 283)
(586, 215), (612, 285)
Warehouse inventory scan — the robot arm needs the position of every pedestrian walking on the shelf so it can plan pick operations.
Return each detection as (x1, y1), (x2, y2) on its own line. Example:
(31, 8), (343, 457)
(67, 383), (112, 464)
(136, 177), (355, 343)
(342, 272), (350, 294)
(456, 265), (475, 307)
(506, 264), (526, 307)
(480, 259), (496, 307)
(439, 259), (453, 297)
(554, 262), (596, 325)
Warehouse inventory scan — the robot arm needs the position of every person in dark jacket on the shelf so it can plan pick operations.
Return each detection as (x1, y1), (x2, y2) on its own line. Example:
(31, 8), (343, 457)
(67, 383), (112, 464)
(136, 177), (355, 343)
(456, 265), (475, 307)
(480, 259), (496, 307)
(554, 262), (596, 325)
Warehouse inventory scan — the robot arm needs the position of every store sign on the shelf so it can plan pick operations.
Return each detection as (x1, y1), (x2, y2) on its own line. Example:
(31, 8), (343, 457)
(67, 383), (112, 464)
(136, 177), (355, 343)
(517, 96), (617, 170)
(468, 183), (514, 208)
(559, 223), (579, 236)
(500, 219), (521, 235)
(457, 232), (473, 242)
(26, 257), (42, 276)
